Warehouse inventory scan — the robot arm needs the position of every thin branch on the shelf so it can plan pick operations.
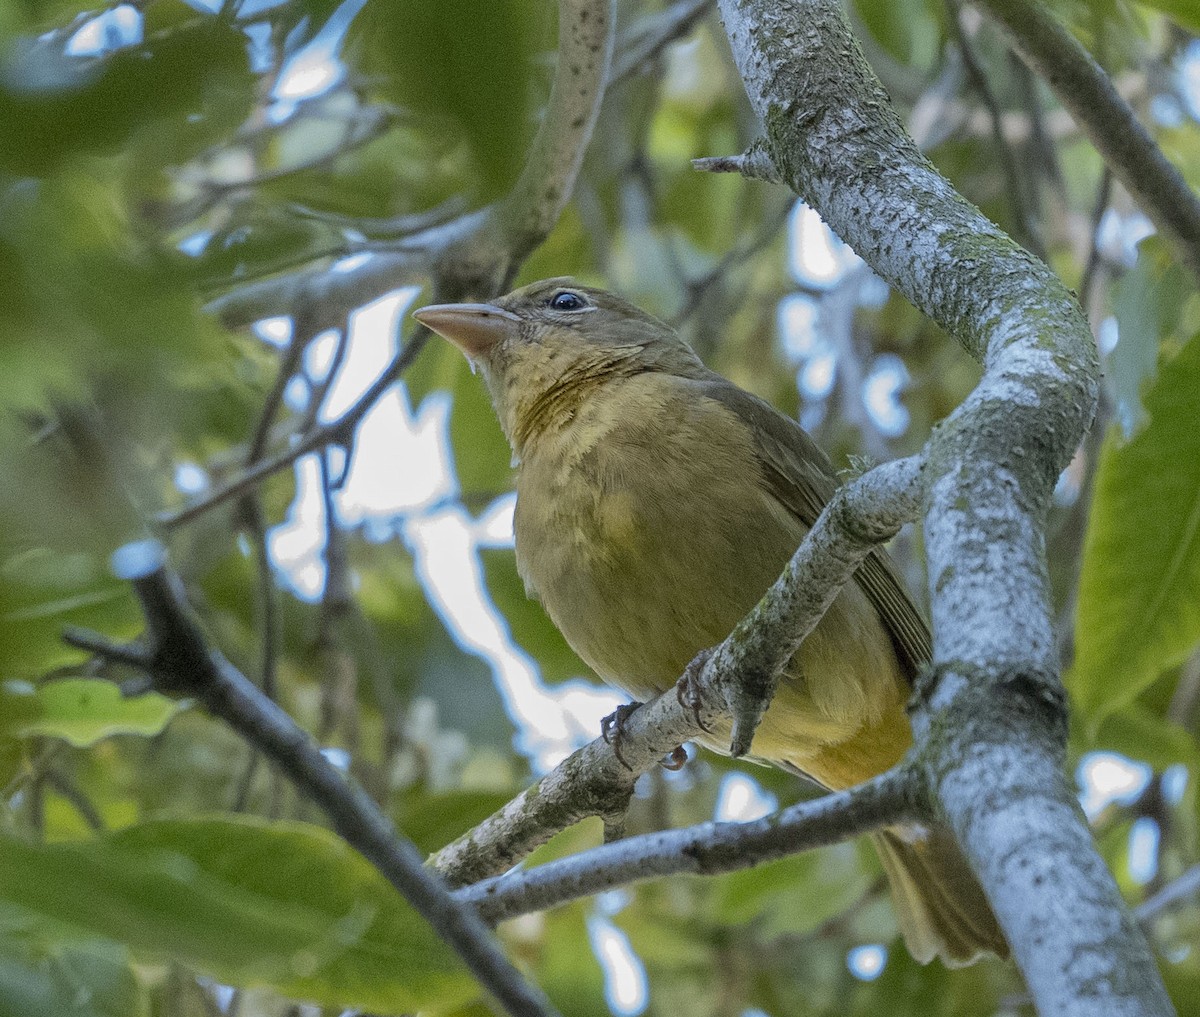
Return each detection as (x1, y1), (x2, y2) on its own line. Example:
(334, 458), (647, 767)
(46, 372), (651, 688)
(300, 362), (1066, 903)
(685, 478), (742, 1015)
(492, 0), (617, 268)
(157, 325), (433, 528)
(978, 0), (1200, 282)
(42, 768), (106, 832)
(1078, 168), (1113, 317)
(608, 0), (714, 87)
(209, 0), (617, 330)
(429, 456), (925, 886)
(457, 768), (919, 925)
(944, 0), (1043, 258)
(1136, 863), (1200, 924)
(64, 542), (560, 1017)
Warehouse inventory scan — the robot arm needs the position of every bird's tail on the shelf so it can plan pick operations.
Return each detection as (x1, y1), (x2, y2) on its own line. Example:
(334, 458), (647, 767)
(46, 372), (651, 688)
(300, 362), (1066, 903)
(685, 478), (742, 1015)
(871, 827), (1009, 967)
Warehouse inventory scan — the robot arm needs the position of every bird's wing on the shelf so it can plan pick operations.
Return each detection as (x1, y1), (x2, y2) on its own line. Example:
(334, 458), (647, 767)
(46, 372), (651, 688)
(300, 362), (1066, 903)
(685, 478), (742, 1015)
(698, 377), (932, 682)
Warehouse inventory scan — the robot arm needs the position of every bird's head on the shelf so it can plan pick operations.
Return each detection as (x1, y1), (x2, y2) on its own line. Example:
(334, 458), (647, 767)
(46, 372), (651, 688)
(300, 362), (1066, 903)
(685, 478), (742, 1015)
(414, 278), (705, 454)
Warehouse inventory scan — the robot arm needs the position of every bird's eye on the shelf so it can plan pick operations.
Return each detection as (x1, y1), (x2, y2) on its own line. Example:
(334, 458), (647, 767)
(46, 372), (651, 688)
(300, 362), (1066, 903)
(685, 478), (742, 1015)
(549, 290), (586, 311)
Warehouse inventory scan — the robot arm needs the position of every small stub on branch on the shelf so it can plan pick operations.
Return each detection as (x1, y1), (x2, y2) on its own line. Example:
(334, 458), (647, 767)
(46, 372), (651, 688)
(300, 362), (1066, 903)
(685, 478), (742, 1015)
(691, 141), (781, 183)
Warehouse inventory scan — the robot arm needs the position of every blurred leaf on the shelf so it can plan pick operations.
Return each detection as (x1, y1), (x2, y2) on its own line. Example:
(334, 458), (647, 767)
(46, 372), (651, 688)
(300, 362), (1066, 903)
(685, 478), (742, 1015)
(538, 905), (609, 1017)
(0, 16), (253, 175)
(5, 680), (184, 749)
(714, 842), (874, 937)
(0, 817), (475, 1012)
(1133, 0), (1200, 31)
(480, 547), (590, 687)
(395, 787), (519, 856)
(0, 549), (138, 681)
(0, 928), (140, 1017)
(1072, 331), (1200, 725)
(854, 0), (941, 69)
(354, 0), (538, 198)
(1108, 239), (1190, 433)
(1089, 702), (1200, 772)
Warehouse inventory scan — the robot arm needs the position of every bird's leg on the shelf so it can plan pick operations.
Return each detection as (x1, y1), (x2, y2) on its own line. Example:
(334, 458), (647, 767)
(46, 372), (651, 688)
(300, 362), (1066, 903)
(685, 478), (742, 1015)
(675, 647), (714, 733)
(600, 701), (643, 770)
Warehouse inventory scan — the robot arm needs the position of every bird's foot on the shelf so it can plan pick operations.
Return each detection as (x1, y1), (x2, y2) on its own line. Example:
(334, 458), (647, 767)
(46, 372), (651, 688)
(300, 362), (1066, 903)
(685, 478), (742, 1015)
(661, 745), (689, 771)
(601, 701), (643, 771)
(675, 647), (714, 733)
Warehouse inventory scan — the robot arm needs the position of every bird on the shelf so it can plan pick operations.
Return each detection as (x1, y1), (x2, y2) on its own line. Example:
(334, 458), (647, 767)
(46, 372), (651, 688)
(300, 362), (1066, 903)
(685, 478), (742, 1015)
(413, 278), (1008, 967)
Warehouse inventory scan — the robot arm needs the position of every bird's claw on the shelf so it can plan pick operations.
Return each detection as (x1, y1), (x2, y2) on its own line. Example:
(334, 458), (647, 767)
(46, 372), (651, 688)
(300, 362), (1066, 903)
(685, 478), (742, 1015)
(661, 745), (688, 770)
(675, 648), (714, 733)
(601, 701), (643, 771)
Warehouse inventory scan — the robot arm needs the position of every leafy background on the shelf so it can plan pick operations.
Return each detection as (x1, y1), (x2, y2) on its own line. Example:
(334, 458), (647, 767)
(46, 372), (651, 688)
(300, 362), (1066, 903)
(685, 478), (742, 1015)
(1, 0), (1199, 1015)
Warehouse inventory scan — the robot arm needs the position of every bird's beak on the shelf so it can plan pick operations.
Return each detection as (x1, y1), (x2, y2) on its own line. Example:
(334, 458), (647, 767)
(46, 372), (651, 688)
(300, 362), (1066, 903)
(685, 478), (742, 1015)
(412, 302), (522, 360)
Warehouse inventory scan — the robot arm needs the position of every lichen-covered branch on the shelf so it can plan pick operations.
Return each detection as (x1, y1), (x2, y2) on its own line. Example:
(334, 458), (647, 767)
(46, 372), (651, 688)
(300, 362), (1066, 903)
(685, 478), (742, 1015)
(716, 0), (1170, 1014)
(456, 768), (918, 925)
(978, 0), (1200, 284)
(430, 456), (925, 886)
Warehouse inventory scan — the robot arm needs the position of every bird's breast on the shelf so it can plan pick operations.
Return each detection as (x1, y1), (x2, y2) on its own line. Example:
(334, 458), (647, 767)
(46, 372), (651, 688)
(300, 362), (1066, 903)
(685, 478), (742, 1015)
(512, 376), (795, 701)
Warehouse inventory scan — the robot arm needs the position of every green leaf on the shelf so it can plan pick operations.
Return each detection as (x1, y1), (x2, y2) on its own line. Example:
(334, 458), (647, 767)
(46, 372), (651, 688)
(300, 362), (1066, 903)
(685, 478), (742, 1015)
(1133, 0), (1200, 31)
(1087, 701), (1200, 772)
(1071, 332), (1200, 724)
(0, 16), (253, 175)
(1108, 239), (1190, 434)
(0, 817), (475, 1013)
(712, 842), (873, 936)
(395, 787), (520, 857)
(354, 0), (538, 198)
(4, 679), (184, 749)
(0, 932), (140, 1017)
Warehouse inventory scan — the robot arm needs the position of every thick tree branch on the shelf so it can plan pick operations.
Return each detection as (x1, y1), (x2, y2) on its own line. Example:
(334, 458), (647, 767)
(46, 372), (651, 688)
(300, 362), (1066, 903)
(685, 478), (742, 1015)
(978, 0), (1200, 282)
(716, 0), (1170, 1014)
(457, 768), (919, 925)
(63, 542), (560, 1017)
(429, 456), (924, 886)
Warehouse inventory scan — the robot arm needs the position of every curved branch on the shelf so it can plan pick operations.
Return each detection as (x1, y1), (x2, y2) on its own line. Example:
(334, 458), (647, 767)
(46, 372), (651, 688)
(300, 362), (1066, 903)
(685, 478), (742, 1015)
(429, 456), (925, 886)
(492, 0), (616, 266)
(457, 768), (919, 925)
(979, 0), (1200, 282)
(717, 1), (1170, 1014)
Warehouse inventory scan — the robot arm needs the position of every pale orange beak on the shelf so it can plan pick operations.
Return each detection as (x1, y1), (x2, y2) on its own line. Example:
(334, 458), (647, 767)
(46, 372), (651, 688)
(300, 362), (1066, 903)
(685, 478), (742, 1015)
(412, 302), (522, 360)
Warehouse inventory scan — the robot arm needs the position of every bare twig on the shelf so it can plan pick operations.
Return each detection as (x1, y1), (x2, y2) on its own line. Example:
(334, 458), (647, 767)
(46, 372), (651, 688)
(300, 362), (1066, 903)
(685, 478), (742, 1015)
(42, 768), (106, 832)
(608, 0), (714, 86)
(157, 324), (433, 528)
(692, 141), (782, 183)
(1136, 863), (1200, 924)
(208, 0), (617, 330)
(457, 768), (917, 925)
(64, 541), (560, 1017)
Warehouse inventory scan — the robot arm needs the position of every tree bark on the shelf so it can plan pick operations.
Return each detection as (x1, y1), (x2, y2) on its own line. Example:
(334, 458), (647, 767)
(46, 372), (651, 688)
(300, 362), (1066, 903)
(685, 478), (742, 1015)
(716, 0), (1173, 1013)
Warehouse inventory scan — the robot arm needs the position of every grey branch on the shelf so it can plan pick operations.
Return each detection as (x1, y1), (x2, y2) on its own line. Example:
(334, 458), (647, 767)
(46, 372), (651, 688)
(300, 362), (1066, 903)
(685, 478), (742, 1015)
(63, 541), (561, 1017)
(979, 0), (1200, 283)
(717, 0), (1172, 1015)
(1136, 863), (1200, 924)
(457, 768), (918, 925)
(429, 456), (925, 887)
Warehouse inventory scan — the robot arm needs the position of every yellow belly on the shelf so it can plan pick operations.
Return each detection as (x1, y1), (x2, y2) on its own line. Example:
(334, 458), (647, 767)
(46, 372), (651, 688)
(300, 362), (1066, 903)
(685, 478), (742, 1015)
(514, 374), (911, 788)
